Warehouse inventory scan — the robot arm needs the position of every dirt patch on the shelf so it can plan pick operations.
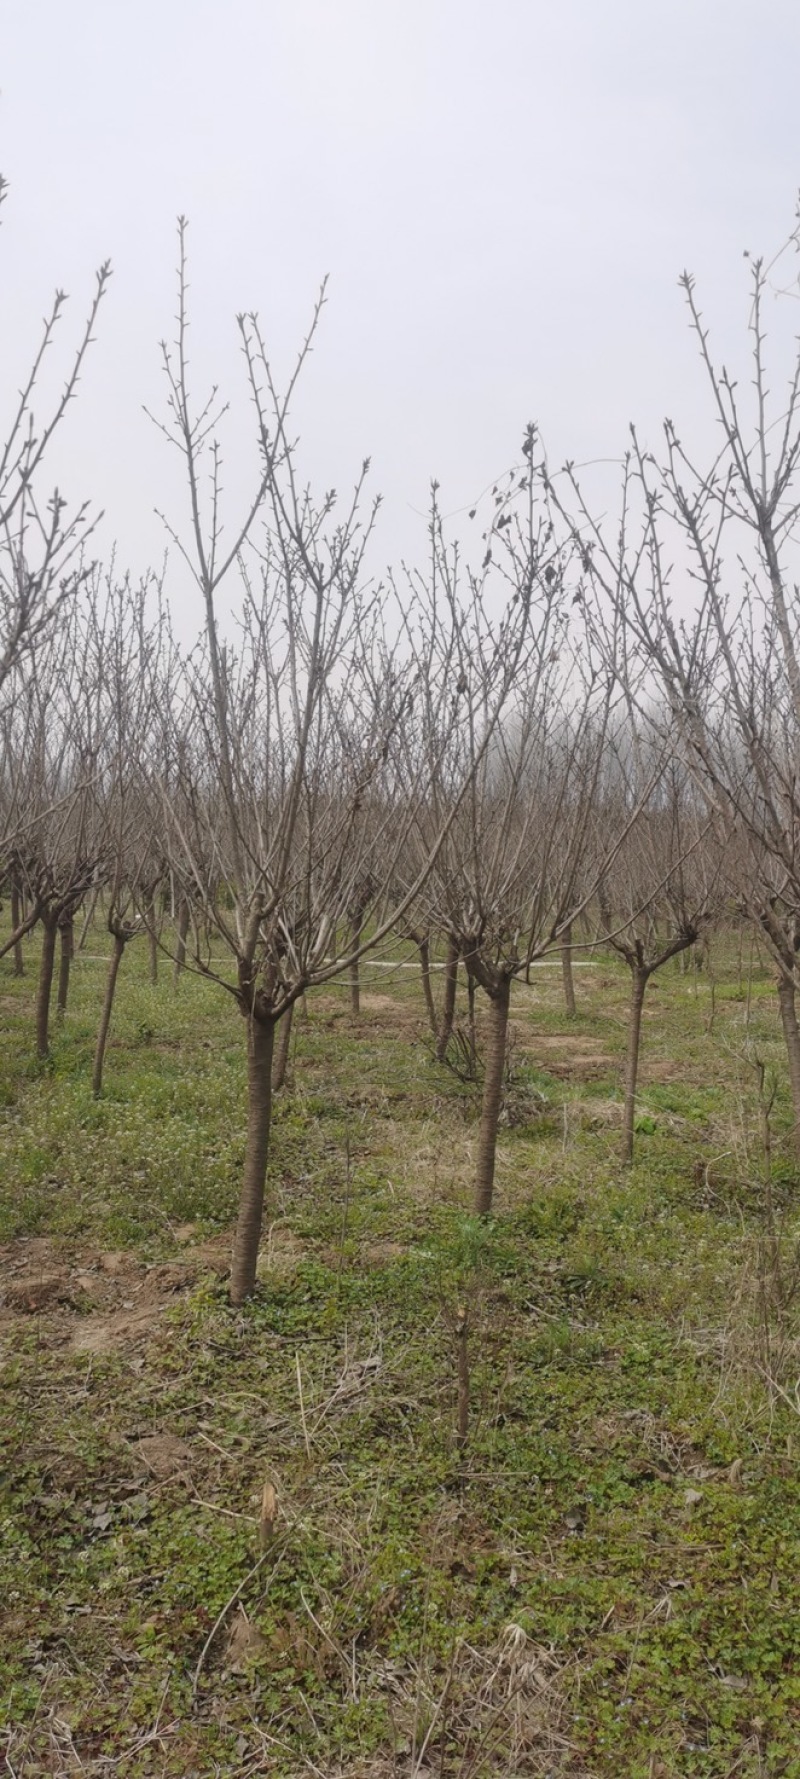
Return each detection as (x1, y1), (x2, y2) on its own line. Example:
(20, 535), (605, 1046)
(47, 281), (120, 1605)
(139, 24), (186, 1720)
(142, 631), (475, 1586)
(639, 1057), (694, 1083)
(69, 1307), (164, 1355)
(0, 1233), (229, 1359)
(135, 1432), (193, 1480)
(3, 1269), (74, 1312)
(309, 990), (423, 1030)
(522, 1034), (615, 1078)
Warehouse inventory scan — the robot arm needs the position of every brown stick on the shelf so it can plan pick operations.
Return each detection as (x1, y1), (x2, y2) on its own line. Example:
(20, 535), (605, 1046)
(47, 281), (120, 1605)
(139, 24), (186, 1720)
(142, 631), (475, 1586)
(466, 969), (477, 1077)
(349, 920), (363, 1017)
(147, 896), (159, 985)
(56, 915), (74, 1017)
(35, 914), (59, 1059)
(173, 897), (191, 987)
(271, 1000), (294, 1091)
(418, 935), (438, 1035)
(10, 879), (24, 976)
(777, 974), (800, 1163)
(622, 963), (650, 1165)
(561, 920), (577, 1017)
(230, 1014), (276, 1304)
(92, 931), (127, 1096)
(435, 933), (459, 1061)
(474, 975), (511, 1215)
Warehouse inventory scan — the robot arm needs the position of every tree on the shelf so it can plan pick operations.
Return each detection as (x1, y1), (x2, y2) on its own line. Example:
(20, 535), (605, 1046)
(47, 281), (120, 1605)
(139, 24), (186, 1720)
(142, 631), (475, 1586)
(0, 175), (110, 702)
(403, 439), (635, 1215)
(74, 573), (173, 1094)
(0, 615), (103, 1054)
(558, 224), (800, 1157)
(595, 747), (721, 1163)
(149, 225), (529, 1301)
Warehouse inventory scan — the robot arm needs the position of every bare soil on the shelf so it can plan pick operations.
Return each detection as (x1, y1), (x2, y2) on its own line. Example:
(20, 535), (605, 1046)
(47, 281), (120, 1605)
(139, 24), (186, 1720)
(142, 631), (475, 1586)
(0, 1231), (230, 1357)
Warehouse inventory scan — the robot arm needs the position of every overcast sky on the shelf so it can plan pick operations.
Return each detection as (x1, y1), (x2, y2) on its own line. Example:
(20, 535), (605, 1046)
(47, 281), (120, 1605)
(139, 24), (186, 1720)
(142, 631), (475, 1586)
(2, 0), (800, 625)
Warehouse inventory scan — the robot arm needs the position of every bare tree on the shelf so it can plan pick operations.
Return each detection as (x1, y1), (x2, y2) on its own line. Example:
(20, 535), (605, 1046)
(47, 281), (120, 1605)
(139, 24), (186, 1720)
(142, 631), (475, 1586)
(0, 176), (110, 701)
(148, 225), (528, 1301)
(595, 748), (720, 1162)
(403, 440), (638, 1215)
(558, 223), (800, 1156)
(79, 574), (173, 1094)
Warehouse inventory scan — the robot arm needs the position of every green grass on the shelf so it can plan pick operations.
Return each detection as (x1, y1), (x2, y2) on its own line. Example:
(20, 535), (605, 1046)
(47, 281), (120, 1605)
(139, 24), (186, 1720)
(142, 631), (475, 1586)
(1, 927), (799, 1775)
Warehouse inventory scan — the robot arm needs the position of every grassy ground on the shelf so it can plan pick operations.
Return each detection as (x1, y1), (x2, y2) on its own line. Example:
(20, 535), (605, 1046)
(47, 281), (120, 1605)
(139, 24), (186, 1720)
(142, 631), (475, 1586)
(1, 927), (799, 1776)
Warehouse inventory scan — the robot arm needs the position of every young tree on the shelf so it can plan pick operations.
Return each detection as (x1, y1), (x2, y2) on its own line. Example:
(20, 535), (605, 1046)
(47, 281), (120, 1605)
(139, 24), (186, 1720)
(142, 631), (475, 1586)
(595, 749), (720, 1162)
(403, 440), (635, 1215)
(75, 574), (173, 1093)
(0, 175), (110, 701)
(558, 227), (800, 1155)
(149, 225), (530, 1301)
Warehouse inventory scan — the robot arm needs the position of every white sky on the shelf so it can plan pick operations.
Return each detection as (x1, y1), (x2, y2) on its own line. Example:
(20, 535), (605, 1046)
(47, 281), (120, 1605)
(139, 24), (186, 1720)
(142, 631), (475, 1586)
(2, 0), (800, 628)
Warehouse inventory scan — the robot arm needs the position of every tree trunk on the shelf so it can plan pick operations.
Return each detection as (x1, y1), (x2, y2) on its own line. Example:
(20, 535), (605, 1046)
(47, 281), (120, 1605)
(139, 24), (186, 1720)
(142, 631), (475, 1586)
(622, 964), (650, 1165)
(435, 933), (460, 1061)
(474, 974), (511, 1215)
(57, 915), (74, 1016)
(92, 932), (126, 1096)
(145, 890), (160, 984)
(10, 879), (24, 977)
(231, 1014), (276, 1304)
(777, 974), (800, 1162)
(36, 914), (59, 1060)
(349, 921), (363, 1017)
(561, 921), (577, 1017)
(466, 968), (477, 1077)
(418, 936), (437, 1035)
(271, 1000), (294, 1091)
(173, 897), (191, 987)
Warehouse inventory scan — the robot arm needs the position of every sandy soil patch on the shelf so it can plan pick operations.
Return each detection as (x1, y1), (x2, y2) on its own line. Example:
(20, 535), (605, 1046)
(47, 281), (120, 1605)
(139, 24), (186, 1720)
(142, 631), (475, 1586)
(0, 1231), (230, 1358)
